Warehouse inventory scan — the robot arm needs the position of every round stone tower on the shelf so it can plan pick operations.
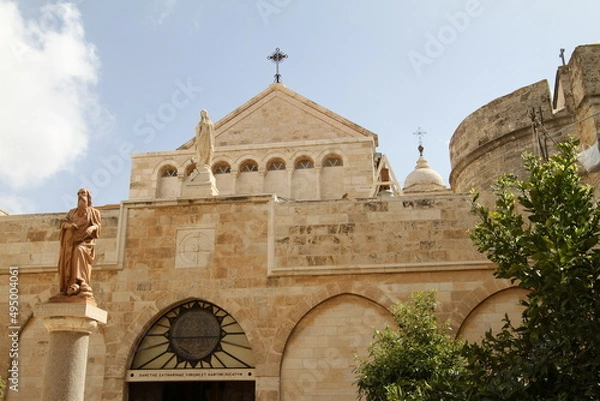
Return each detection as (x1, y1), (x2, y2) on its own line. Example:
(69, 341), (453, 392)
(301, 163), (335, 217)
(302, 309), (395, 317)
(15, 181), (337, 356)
(449, 44), (600, 194)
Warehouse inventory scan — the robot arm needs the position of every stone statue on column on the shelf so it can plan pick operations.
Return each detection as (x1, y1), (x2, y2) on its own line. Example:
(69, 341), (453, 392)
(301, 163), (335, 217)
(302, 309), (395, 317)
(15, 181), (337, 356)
(37, 187), (107, 401)
(55, 188), (101, 302)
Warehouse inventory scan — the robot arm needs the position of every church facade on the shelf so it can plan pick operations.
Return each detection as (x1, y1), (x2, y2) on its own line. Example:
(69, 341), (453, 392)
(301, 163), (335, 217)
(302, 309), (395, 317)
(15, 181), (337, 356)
(1, 44), (599, 401)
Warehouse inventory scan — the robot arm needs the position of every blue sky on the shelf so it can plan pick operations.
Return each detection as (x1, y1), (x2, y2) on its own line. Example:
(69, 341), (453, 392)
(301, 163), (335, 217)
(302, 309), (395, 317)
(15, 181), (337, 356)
(1, 0), (598, 214)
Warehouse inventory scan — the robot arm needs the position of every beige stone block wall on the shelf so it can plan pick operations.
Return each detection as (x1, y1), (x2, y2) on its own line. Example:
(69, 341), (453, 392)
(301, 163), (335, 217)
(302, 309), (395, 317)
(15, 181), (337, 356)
(0, 194), (524, 401)
(129, 140), (374, 201)
(264, 170), (289, 198)
(280, 294), (396, 401)
(237, 170), (263, 195)
(320, 165), (345, 199)
(272, 194), (483, 273)
(0, 206), (120, 271)
(457, 287), (529, 343)
(214, 89), (375, 147)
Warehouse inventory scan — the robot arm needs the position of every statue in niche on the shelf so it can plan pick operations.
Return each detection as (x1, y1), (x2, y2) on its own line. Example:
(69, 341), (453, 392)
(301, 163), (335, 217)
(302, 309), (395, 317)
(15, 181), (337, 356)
(56, 188), (101, 301)
(194, 109), (215, 169)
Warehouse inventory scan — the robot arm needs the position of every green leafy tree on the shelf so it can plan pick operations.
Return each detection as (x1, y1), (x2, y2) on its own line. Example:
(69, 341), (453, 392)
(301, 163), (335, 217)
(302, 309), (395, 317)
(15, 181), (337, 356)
(354, 291), (467, 401)
(468, 140), (600, 400)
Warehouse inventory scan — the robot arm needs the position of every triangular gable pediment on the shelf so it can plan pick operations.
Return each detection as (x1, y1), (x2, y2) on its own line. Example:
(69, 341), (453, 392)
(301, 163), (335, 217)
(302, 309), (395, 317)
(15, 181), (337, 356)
(178, 83), (377, 150)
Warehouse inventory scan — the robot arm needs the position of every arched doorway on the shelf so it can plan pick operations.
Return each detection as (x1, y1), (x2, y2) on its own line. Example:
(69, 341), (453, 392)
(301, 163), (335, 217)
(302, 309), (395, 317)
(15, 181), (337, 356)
(129, 381), (255, 401)
(127, 299), (255, 401)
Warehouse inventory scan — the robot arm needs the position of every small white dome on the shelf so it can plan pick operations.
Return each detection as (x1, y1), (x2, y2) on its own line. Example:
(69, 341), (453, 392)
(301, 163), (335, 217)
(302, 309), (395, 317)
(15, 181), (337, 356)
(403, 156), (446, 193)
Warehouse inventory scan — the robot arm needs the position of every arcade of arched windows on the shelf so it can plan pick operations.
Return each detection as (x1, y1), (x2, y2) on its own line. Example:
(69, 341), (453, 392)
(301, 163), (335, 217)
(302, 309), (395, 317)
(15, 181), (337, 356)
(155, 152), (347, 199)
(208, 153), (344, 176)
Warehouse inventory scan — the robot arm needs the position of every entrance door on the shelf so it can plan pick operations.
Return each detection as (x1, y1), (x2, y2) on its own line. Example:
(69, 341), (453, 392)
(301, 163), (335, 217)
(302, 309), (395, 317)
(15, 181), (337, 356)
(129, 381), (255, 401)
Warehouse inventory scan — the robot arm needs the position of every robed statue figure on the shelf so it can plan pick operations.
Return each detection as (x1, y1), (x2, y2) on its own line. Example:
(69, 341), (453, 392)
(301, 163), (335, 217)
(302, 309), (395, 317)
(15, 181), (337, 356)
(195, 109), (215, 168)
(57, 188), (101, 299)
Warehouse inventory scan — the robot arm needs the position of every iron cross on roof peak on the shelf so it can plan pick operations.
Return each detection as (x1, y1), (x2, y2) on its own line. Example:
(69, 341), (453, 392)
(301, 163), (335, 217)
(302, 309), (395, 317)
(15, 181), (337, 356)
(267, 47), (288, 83)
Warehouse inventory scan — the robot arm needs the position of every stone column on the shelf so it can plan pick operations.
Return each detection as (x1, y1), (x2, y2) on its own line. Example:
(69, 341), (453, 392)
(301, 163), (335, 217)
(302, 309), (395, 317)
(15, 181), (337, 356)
(35, 302), (108, 401)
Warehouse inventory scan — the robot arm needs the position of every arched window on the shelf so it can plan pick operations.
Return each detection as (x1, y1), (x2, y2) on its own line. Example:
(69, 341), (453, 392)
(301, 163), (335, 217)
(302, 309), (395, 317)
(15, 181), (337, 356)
(157, 164), (179, 198)
(240, 160), (259, 172)
(295, 157), (314, 169)
(212, 162), (231, 174)
(267, 158), (286, 171)
(323, 155), (343, 167)
(160, 165), (178, 177)
(131, 299), (255, 370)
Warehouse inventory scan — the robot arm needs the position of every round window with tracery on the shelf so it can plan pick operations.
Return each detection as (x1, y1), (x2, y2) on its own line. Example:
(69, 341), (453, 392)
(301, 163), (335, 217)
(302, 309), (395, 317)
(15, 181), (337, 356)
(131, 300), (255, 369)
(169, 307), (222, 361)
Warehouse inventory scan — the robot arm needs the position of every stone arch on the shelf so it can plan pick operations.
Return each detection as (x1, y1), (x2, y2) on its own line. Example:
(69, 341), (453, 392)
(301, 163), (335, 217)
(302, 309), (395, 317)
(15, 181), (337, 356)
(317, 149), (347, 168)
(232, 154), (258, 171)
(110, 290), (263, 384)
(211, 160), (232, 174)
(158, 164), (178, 177)
(129, 299), (255, 370)
(293, 155), (315, 169)
(211, 157), (235, 194)
(447, 277), (521, 335)
(456, 286), (529, 343)
(278, 290), (396, 400)
(291, 153), (318, 199)
(239, 159), (259, 173)
(265, 157), (287, 171)
(272, 281), (394, 358)
(263, 155), (289, 197)
(153, 160), (180, 199)
(236, 157), (261, 194)
(258, 151), (288, 168)
(317, 149), (347, 199)
(117, 294), (260, 401)
(151, 159), (180, 178)
(289, 150), (317, 166)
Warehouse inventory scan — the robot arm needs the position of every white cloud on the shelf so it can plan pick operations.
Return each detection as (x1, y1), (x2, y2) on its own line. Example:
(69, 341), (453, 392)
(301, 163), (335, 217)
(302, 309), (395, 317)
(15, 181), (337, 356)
(0, 1), (99, 189)
(0, 192), (36, 215)
(146, 0), (179, 27)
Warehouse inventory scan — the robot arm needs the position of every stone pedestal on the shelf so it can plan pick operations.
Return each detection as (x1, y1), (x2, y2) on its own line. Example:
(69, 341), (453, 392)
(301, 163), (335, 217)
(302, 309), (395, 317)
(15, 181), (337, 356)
(35, 302), (108, 401)
(181, 165), (219, 197)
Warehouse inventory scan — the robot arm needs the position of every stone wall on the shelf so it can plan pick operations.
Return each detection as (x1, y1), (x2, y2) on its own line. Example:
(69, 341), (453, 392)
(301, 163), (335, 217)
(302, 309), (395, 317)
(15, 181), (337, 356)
(129, 141), (376, 201)
(129, 83), (381, 202)
(449, 44), (600, 193)
(449, 80), (563, 192)
(0, 194), (524, 401)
